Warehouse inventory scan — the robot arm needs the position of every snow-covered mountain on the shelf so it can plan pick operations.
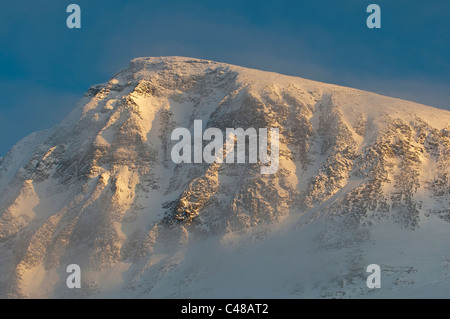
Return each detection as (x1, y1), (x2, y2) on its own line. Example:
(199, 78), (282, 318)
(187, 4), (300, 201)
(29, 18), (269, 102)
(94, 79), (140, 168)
(0, 56), (449, 298)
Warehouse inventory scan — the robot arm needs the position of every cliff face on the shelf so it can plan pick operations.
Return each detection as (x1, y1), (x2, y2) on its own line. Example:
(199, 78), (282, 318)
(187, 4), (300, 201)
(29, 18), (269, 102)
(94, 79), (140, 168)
(0, 57), (449, 298)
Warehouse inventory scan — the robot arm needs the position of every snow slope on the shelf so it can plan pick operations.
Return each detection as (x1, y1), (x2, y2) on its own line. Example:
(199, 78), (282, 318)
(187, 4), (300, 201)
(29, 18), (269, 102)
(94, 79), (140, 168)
(0, 57), (449, 298)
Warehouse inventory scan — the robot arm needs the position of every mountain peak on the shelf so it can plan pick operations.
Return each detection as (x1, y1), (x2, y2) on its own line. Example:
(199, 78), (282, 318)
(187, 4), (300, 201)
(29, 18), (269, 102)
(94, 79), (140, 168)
(0, 57), (449, 298)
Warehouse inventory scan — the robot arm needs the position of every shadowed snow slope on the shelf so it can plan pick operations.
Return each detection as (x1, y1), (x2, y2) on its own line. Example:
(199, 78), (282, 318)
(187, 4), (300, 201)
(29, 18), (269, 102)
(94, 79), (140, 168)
(0, 57), (449, 298)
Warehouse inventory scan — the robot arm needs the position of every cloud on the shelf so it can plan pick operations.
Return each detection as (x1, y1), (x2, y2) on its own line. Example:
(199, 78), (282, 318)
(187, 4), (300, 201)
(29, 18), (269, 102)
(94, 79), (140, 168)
(0, 79), (80, 156)
(329, 74), (450, 111)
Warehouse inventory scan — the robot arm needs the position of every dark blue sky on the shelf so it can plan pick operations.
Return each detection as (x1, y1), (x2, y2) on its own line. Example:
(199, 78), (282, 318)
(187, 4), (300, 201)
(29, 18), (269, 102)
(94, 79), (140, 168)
(1, 0), (449, 155)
